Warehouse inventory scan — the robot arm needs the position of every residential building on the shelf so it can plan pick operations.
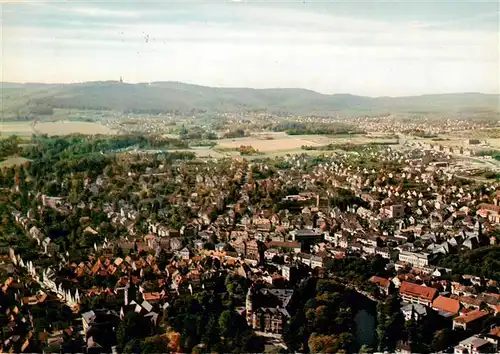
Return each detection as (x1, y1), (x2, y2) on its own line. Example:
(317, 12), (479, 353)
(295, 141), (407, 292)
(290, 229), (324, 246)
(399, 281), (437, 307)
(251, 307), (290, 335)
(368, 276), (392, 296)
(177, 247), (192, 260)
(265, 241), (301, 254)
(246, 287), (294, 337)
(452, 309), (489, 331)
(401, 303), (428, 322)
(454, 335), (495, 354)
(232, 238), (262, 263)
(432, 296), (460, 316)
(381, 204), (405, 219)
(295, 252), (325, 269)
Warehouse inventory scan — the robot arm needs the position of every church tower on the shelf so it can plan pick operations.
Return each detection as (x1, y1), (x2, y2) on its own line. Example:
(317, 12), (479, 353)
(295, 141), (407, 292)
(245, 287), (255, 325)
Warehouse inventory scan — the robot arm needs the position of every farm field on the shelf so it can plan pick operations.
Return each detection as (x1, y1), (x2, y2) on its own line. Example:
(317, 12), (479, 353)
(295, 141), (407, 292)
(174, 148), (225, 159)
(0, 121), (34, 138)
(34, 121), (116, 136)
(296, 133), (397, 146)
(0, 157), (31, 168)
(216, 133), (321, 152)
(215, 132), (398, 154)
(1, 120), (116, 137)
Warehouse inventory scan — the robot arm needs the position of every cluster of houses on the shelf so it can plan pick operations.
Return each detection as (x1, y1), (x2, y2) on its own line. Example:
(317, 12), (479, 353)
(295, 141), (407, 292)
(368, 272), (499, 353)
(2, 140), (500, 352)
(0, 269), (83, 353)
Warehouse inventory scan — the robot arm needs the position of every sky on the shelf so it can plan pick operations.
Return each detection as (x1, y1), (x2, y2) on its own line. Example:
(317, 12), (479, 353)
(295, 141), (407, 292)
(1, 0), (499, 96)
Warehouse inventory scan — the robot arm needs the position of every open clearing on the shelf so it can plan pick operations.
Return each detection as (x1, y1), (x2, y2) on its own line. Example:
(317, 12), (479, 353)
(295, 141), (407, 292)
(173, 148), (225, 159)
(216, 132), (398, 153)
(34, 121), (116, 136)
(1, 120), (115, 137)
(216, 133), (321, 152)
(0, 121), (33, 138)
(0, 157), (31, 167)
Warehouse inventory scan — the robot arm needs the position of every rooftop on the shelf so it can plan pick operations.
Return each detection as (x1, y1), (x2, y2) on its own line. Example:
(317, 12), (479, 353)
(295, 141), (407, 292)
(402, 303), (427, 316)
(258, 288), (294, 308)
(453, 309), (488, 324)
(369, 276), (391, 289)
(294, 229), (321, 237)
(458, 335), (490, 348)
(400, 281), (437, 301)
(432, 296), (460, 314)
(265, 241), (301, 249)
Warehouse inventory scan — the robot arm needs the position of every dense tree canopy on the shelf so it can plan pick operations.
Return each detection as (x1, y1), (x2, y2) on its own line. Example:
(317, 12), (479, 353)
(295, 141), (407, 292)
(436, 246), (500, 281)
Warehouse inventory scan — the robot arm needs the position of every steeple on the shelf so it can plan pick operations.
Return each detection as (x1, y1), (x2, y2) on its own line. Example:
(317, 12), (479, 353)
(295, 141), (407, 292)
(245, 286), (255, 325)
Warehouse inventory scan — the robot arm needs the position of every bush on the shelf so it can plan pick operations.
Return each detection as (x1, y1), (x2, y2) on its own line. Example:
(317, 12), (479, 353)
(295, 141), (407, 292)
(238, 145), (259, 155)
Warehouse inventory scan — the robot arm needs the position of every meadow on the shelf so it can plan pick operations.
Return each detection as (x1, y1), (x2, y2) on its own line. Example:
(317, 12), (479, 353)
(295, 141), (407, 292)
(1, 120), (116, 138)
(214, 132), (399, 156)
(0, 157), (31, 168)
(0, 120), (402, 161)
(34, 121), (116, 136)
(0, 121), (34, 138)
(216, 132), (320, 152)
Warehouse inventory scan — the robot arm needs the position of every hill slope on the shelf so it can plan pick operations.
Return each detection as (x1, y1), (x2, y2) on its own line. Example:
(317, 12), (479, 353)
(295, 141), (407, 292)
(1, 81), (499, 118)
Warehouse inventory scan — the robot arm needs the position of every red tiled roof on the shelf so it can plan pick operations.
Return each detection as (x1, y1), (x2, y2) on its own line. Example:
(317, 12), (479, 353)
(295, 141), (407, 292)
(432, 296), (460, 314)
(143, 292), (163, 302)
(459, 307), (473, 315)
(458, 295), (483, 307)
(369, 276), (391, 289)
(477, 203), (500, 213)
(265, 241), (301, 249)
(453, 309), (488, 324)
(400, 281), (437, 302)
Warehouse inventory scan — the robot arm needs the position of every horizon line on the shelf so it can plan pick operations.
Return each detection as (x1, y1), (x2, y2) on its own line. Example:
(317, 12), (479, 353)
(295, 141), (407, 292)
(1, 80), (496, 99)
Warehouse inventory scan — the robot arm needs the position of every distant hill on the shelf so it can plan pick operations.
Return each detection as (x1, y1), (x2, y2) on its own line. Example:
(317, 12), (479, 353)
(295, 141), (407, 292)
(1, 81), (499, 119)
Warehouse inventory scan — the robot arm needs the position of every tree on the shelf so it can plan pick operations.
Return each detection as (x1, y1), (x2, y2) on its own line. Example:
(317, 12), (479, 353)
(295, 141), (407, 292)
(203, 241), (215, 251)
(122, 339), (140, 353)
(376, 294), (405, 352)
(218, 310), (239, 338)
(431, 328), (453, 352)
(201, 315), (220, 348)
(359, 344), (374, 353)
(308, 333), (352, 353)
(139, 335), (171, 354)
(316, 279), (344, 296)
(117, 312), (149, 351)
(283, 312), (307, 352)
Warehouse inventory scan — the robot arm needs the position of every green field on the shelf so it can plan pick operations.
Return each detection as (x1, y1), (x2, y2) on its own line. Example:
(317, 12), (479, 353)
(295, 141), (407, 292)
(0, 120), (115, 138)
(0, 157), (31, 167)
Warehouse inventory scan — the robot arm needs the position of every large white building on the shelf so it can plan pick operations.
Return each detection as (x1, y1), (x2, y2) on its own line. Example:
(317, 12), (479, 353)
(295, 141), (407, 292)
(398, 250), (430, 268)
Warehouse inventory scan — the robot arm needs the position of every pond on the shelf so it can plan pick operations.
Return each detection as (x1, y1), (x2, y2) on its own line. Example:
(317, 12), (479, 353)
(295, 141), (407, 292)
(354, 309), (376, 348)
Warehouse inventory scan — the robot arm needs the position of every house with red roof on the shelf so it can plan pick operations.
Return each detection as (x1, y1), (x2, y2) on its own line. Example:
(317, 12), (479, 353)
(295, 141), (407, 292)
(368, 276), (392, 296)
(432, 296), (460, 316)
(453, 309), (489, 331)
(399, 281), (437, 307)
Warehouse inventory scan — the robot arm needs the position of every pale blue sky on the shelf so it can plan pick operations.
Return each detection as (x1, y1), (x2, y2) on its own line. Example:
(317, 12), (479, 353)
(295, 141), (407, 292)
(2, 0), (499, 96)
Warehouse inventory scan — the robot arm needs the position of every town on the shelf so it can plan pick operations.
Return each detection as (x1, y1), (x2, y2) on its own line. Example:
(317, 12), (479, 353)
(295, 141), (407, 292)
(2, 0), (500, 351)
(0, 126), (499, 354)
